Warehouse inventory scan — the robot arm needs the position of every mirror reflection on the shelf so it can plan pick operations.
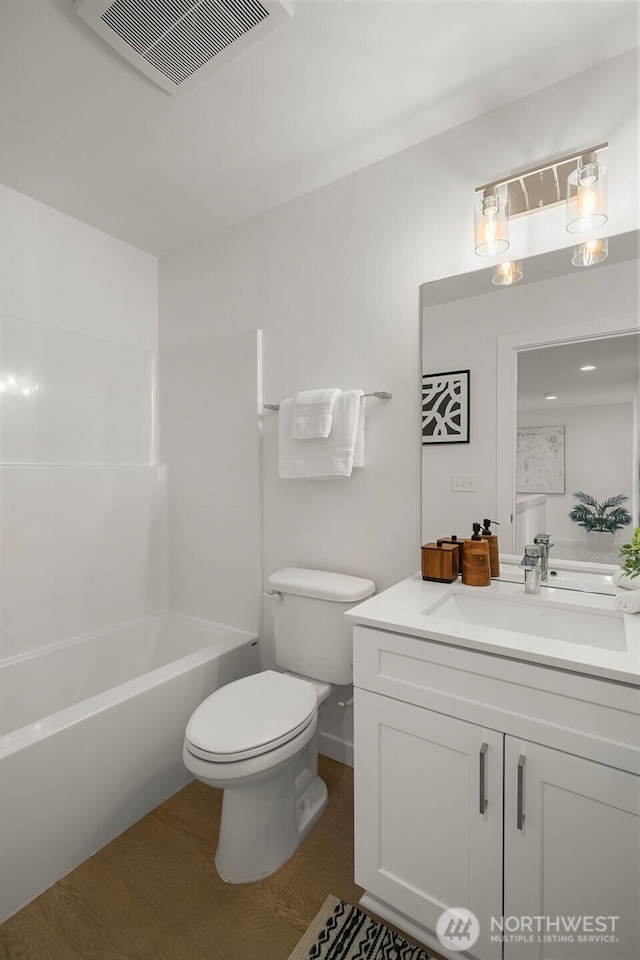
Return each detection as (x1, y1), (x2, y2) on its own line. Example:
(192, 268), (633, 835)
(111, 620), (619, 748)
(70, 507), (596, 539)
(421, 230), (640, 582)
(515, 333), (639, 562)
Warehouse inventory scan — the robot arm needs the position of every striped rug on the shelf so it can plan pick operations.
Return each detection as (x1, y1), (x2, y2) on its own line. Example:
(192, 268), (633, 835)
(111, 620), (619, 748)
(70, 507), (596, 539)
(287, 896), (434, 960)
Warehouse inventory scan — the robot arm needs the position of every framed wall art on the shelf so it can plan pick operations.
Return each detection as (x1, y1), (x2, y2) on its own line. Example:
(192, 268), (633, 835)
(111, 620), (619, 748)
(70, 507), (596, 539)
(422, 369), (470, 444)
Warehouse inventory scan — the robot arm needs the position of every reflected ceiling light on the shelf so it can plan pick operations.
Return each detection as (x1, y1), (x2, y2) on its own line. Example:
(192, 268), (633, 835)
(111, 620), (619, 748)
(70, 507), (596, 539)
(545, 394), (558, 400)
(0, 371), (40, 398)
(580, 364), (596, 371)
(571, 237), (608, 267)
(492, 260), (523, 286)
(474, 188), (509, 257)
(566, 153), (608, 234)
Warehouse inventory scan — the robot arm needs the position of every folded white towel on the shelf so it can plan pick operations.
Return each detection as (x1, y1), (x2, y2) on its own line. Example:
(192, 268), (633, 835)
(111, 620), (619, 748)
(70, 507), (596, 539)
(279, 389), (364, 478)
(292, 388), (341, 440)
(614, 592), (640, 614)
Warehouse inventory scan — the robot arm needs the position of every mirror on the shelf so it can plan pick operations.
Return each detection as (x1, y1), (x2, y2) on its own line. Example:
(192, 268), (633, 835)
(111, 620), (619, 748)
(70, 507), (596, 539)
(513, 333), (639, 561)
(421, 230), (640, 574)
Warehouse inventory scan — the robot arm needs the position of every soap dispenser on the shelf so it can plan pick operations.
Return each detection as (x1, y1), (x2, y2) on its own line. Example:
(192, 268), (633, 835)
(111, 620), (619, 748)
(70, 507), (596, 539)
(462, 523), (491, 586)
(481, 519), (500, 578)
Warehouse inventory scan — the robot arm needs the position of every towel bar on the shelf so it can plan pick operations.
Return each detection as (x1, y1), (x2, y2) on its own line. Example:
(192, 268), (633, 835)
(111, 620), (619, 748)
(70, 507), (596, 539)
(263, 391), (392, 411)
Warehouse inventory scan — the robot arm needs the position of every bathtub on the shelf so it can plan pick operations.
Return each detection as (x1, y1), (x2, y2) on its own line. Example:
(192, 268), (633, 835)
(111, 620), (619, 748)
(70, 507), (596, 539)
(0, 612), (259, 922)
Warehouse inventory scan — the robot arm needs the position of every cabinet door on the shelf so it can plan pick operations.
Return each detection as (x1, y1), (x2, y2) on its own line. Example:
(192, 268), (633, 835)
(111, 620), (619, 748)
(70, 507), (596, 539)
(504, 738), (640, 960)
(354, 688), (503, 960)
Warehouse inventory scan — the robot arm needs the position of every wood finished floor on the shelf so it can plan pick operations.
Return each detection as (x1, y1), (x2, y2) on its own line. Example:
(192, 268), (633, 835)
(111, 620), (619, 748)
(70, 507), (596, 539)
(0, 757), (443, 960)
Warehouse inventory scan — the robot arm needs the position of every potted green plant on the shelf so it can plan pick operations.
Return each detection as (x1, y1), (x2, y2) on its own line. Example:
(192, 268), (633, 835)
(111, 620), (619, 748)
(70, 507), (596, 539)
(616, 527), (640, 588)
(568, 491), (632, 553)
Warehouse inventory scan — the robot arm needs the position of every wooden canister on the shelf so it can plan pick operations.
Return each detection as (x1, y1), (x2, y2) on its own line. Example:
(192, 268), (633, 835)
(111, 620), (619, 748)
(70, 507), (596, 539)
(421, 541), (460, 583)
(462, 537), (491, 586)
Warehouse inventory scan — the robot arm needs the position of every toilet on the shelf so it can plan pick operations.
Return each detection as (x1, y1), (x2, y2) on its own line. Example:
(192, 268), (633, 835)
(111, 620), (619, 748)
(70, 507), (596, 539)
(182, 567), (375, 883)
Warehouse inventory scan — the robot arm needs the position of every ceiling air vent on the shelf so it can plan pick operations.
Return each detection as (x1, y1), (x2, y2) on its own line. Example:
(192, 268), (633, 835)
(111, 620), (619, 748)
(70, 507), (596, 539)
(74, 0), (292, 96)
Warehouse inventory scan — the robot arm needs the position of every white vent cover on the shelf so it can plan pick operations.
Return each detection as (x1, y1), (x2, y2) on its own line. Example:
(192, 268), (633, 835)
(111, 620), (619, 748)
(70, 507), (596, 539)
(74, 0), (292, 96)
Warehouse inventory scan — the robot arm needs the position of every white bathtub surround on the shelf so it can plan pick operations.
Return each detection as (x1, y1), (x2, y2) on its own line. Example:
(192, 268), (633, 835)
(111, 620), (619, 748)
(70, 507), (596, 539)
(0, 465), (167, 662)
(0, 313), (156, 465)
(0, 612), (259, 923)
(0, 185), (158, 351)
(0, 182), (162, 667)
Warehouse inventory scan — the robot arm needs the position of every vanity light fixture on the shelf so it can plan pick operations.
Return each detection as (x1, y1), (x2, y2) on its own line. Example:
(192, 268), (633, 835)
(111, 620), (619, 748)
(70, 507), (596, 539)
(566, 153), (608, 234)
(571, 237), (609, 267)
(475, 143), (608, 266)
(491, 260), (523, 285)
(474, 188), (509, 256)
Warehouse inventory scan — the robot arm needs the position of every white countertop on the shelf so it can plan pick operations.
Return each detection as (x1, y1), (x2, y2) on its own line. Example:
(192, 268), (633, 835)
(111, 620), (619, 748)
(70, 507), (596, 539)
(345, 572), (640, 686)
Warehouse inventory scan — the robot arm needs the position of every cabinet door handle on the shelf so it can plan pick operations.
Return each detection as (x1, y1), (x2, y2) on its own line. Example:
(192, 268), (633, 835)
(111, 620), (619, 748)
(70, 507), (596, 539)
(479, 742), (488, 814)
(517, 754), (526, 830)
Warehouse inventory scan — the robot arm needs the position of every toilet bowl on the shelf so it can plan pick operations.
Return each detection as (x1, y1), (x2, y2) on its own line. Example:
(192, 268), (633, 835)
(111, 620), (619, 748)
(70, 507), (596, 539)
(183, 567), (375, 883)
(183, 670), (330, 882)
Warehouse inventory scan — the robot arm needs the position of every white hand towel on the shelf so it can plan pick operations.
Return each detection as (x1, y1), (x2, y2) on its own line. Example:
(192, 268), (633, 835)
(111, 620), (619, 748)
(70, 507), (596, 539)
(279, 389), (364, 478)
(614, 592), (640, 614)
(292, 388), (341, 440)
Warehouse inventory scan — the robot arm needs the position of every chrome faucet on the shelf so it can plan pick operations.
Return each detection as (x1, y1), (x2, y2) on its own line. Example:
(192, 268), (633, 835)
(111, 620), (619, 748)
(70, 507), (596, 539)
(521, 544), (542, 595)
(533, 533), (553, 581)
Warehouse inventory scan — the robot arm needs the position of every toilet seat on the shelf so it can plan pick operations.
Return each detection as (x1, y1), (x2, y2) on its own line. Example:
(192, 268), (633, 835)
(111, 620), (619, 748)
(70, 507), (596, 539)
(185, 670), (317, 763)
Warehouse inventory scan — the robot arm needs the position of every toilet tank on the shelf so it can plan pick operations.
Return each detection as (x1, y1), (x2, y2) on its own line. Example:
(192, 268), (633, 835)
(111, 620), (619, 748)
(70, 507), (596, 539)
(266, 568), (375, 685)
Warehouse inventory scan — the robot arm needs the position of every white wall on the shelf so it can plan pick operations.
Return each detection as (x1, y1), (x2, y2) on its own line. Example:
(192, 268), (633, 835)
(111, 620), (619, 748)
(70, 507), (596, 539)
(159, 51), (639, 760)
(159, 331), (262, 633)
(0, 184), (162, 661)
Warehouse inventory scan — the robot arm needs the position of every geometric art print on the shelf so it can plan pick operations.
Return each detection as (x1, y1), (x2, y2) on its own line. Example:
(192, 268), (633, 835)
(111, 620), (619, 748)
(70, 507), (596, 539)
(422, 369), (470, 444)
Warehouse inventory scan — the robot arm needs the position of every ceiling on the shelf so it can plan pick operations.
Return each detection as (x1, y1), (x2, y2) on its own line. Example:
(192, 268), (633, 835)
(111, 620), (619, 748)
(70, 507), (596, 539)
(0, 1), (638, 255)
(517, 332), (640, 412)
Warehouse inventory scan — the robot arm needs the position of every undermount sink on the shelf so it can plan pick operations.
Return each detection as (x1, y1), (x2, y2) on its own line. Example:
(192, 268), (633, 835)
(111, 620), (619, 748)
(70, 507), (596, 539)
(423, 590), (627, 650)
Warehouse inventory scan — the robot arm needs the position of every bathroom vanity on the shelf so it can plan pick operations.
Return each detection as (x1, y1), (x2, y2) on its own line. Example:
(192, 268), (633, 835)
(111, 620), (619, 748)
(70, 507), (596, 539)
(346, 573), (640, 960)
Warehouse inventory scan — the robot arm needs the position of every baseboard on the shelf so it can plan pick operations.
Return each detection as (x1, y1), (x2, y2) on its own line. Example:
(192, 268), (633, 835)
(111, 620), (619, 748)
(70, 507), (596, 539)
(318, 731), (353, 767)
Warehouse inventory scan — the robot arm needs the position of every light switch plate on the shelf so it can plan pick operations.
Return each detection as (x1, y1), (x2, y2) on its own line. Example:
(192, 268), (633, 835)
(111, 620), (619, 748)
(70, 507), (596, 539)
(451, 474), (477, 492)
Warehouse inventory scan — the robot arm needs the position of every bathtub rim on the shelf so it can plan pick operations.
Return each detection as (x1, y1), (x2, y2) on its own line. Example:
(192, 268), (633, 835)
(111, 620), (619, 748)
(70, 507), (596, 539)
(0, 610), (258, 759)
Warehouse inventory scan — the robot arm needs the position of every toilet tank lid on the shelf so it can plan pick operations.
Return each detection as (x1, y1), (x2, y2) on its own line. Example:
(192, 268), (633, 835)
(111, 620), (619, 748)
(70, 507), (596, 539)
(267, 567), (375, 602)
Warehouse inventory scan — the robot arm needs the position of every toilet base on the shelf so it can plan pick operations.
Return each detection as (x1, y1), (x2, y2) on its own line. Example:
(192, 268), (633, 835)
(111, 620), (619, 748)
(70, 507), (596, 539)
(215, 750), (328, 883)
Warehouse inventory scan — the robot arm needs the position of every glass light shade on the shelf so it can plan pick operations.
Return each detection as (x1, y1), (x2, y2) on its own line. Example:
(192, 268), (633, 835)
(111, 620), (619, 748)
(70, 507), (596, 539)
(474, 192), (509, 256)
(571, 237), (608, 267)
(492, 260), (522, 285)
(566, 157), (608, 234)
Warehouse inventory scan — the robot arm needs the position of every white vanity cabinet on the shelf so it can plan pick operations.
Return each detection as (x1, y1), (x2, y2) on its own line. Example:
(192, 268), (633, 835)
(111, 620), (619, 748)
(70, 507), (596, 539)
(502, 738), (640, 960)
(352, 624), (640, 960)
(355, 687), (503, 960)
